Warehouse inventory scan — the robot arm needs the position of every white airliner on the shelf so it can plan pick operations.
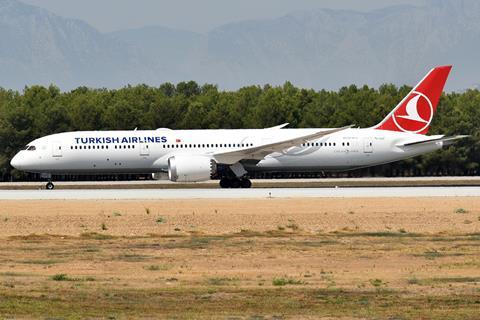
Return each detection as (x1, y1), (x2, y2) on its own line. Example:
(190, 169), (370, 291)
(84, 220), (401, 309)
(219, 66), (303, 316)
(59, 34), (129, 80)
(11, 66), (466, 189)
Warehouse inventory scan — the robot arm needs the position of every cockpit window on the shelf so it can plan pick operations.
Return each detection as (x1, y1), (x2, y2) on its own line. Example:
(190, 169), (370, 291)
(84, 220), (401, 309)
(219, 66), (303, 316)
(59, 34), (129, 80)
(27, 146), (36, 151)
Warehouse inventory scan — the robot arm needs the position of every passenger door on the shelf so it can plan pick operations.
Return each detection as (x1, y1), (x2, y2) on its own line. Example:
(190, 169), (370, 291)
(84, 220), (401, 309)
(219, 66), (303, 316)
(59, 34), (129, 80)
(139, 143), (150, 156)
(52, 142), (63, 157)
(363, 138), (373, 153)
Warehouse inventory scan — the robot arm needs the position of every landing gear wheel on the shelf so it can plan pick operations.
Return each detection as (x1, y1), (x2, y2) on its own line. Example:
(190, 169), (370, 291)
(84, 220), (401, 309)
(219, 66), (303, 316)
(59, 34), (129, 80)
(219, 178), (230, 189)
(46, 181), (55, 190)
(230, 178), (240, 189)
(240, 178), (252, 188)
(220, 177), (250, 189)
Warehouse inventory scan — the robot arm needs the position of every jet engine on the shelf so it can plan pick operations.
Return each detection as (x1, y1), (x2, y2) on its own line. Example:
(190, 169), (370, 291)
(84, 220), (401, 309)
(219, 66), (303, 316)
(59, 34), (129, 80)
(168, 155), (217, 182)
(151, 172), (168, 180)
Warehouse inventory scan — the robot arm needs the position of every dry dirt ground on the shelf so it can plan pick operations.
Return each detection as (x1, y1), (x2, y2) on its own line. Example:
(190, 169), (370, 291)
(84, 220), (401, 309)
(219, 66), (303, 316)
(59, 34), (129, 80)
(0, 197), (479, 319)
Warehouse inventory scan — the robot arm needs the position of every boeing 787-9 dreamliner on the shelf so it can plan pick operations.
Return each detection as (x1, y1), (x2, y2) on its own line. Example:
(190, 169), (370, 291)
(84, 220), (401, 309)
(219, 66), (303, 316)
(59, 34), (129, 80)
(11, 66), (466, 189)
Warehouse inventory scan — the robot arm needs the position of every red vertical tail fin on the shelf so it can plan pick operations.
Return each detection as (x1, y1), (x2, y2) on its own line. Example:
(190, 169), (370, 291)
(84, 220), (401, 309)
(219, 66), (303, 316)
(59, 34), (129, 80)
(374, 66), (452, 135)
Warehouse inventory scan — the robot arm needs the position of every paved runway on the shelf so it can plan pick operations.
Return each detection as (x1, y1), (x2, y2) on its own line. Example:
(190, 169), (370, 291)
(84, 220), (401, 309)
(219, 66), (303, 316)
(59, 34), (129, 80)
(2, 177), (480, 191)
(0, 186), (479, 200)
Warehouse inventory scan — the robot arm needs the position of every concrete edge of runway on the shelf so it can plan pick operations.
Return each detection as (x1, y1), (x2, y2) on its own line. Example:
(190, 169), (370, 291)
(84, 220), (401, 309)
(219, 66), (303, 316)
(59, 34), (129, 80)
(1, 177), (480, 190)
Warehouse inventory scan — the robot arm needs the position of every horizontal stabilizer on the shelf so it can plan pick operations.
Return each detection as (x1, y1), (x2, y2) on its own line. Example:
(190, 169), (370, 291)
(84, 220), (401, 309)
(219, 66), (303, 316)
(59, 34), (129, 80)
(397, 135), (468, 147)
(439, 135), (469, 146)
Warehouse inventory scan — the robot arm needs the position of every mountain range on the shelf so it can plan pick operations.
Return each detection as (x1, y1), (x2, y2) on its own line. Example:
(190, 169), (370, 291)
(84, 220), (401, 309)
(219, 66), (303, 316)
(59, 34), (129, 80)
(0, 0), (479, 91)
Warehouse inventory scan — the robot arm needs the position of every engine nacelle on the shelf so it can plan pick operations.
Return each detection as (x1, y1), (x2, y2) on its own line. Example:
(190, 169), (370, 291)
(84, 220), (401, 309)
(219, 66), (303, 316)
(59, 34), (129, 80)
(168, 155), (216, 182)
(151, 172), (168, 180)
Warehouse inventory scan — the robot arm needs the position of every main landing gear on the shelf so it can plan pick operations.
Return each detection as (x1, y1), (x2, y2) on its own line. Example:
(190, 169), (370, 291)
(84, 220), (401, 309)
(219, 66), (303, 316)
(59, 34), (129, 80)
(219, 177), (252, 189)
(217, 162), (252, 188)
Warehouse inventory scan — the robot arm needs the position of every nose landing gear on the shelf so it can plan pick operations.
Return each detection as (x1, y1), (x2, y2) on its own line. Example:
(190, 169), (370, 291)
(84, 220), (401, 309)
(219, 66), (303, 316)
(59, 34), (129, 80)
(40, 173), (55, 190)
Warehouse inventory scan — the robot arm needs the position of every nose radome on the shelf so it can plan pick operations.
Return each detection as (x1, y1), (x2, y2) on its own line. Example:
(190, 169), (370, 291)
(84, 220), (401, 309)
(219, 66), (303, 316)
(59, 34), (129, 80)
(10, 153), (23, 169)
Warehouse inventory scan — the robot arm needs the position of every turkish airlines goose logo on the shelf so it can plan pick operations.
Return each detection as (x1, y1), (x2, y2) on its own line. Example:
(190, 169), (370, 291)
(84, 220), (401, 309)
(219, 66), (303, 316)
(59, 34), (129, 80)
(392, 91), (433, 133)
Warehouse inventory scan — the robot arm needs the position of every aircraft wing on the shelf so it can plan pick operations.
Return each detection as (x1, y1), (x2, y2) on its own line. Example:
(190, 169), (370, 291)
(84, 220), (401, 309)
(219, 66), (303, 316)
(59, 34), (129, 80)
(264, 123), (290, 130)
(213, 125), (353, 164)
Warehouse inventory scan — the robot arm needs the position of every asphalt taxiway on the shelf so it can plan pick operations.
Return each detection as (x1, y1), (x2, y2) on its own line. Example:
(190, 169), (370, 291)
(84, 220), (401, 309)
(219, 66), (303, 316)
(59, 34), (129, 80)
(0, 186), (478, 200)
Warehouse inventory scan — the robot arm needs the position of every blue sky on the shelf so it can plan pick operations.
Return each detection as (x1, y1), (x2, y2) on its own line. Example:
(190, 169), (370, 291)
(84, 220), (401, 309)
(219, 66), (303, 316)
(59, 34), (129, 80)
(22, 0), (424, 33)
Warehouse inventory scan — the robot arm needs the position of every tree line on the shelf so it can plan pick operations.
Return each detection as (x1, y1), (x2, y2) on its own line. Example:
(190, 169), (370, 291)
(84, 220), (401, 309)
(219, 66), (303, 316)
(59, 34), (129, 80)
(0, 81), (479, 181)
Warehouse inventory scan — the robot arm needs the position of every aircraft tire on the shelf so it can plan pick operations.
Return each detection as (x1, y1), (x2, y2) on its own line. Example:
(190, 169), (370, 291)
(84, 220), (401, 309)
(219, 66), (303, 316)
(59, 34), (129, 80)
(46, 181), (55, 190)
(219, 178), (230, 189)
(230, 178), (241, 189)
(240, 178), (252, 188)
